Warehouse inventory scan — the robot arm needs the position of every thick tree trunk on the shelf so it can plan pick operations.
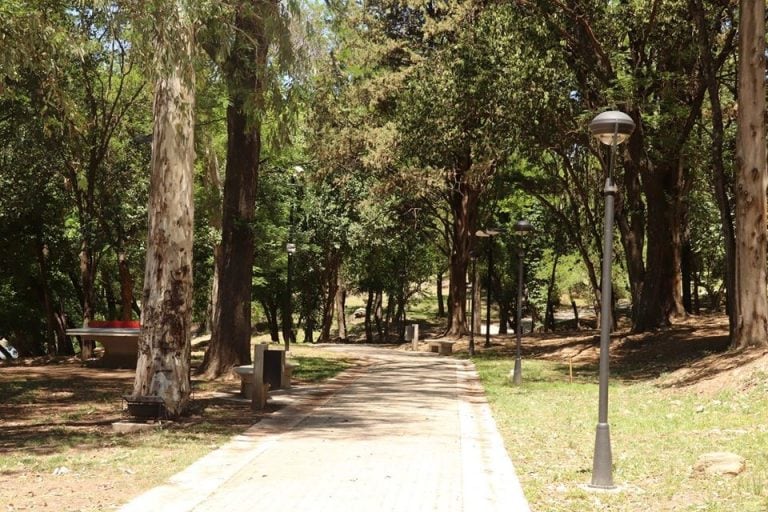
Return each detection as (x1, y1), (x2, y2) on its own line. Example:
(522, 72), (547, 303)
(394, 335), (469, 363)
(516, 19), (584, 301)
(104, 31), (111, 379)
(733, 0), (768, 349)
(615, 135), (646, 320)
(200, 5), (271, 377)
(446, 160), (479, 337)
(633, 159), (686, 331)
(133, 2), (195, 417)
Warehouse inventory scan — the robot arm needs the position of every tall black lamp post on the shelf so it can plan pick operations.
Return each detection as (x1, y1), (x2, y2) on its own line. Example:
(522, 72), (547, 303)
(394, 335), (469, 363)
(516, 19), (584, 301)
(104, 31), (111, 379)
(475, 228), (502, 348)
(588, 110), (635, 489)
(511, 219), (533, 385)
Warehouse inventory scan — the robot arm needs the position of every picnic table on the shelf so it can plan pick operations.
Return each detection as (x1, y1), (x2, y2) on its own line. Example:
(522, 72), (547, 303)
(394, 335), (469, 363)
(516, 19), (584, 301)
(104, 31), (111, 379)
(66, 321), (140, 368)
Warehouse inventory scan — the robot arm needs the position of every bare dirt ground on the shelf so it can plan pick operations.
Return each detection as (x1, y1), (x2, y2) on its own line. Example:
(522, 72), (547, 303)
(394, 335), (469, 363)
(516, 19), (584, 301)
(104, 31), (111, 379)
(2, 313), (767, 511)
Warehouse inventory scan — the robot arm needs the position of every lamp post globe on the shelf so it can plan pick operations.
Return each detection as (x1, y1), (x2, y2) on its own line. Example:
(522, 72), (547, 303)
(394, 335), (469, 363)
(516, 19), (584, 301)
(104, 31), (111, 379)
(589, 110), (635, 489)
(589, 111), (635, 146)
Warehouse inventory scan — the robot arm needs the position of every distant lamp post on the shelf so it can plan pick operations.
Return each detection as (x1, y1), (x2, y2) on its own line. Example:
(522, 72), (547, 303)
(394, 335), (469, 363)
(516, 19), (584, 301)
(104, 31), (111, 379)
(285, 165), (303, 351)
(588, 110), (635, 489)
(469, 252), (478, 356)
(286, 242), (296, 350)
(510, 219), (533, 386)
(475, 228), (502, 348)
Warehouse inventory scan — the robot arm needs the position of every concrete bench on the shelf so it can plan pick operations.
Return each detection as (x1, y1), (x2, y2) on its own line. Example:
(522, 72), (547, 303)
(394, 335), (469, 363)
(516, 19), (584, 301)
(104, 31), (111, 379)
(233, 348), (297, 399)
(428, 341), (455, 356)
(66, 321), (140, 368)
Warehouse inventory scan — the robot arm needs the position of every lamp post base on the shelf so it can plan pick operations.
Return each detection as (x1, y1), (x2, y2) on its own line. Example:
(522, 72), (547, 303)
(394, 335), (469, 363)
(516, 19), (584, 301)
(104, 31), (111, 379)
(590, 422), (615, 489)
(511, 357), (522, 385)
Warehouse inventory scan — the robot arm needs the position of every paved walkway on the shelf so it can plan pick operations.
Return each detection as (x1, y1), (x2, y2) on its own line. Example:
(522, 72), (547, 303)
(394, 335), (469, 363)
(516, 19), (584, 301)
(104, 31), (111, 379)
(119, 346), (531, 512)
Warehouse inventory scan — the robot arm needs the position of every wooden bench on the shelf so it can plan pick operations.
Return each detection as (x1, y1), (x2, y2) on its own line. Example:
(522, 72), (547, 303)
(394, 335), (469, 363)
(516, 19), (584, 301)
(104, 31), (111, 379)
(66, 321), (140, 368)
(428, 341), (456, 356)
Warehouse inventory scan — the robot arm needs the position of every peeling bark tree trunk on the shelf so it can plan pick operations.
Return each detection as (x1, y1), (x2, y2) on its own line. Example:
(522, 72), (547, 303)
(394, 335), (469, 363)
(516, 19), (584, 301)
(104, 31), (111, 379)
(132, 1), (195, 418)
(733, 0), (768, 349)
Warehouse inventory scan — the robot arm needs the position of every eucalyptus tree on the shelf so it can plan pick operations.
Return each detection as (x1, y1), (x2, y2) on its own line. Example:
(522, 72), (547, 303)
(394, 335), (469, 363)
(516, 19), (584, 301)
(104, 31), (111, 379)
(132, 0), (196, 417)
(731, 0), (768, 349)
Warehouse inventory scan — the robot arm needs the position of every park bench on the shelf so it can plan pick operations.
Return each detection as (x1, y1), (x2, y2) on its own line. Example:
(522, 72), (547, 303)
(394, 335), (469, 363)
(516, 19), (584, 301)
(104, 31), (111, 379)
(428, 340), (455, 356)
(66, 320), (140, 368)
(233, 346), (298, 399)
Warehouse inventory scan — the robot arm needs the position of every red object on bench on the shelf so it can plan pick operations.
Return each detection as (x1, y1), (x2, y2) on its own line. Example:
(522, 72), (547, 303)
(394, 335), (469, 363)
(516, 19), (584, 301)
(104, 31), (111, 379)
(88, 320), (141, 328)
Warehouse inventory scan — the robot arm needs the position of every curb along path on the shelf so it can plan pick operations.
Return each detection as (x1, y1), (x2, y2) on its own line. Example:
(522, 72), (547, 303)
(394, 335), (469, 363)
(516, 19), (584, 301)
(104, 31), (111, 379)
(119, 346), (531, 512)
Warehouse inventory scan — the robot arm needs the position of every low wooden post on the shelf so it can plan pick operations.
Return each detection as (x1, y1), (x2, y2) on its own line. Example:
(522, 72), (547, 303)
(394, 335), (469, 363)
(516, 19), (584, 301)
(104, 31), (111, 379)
(251, 343), (268, 410)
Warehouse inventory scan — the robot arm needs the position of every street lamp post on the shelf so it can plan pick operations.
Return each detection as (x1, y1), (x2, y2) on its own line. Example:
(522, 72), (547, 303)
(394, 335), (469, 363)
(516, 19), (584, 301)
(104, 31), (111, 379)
(285, 165), (303, 351)
(285, 242), (296, 350)
(511, 219), (533, 385)
(469, 253), (478, 356)
(475, 228), (502, 348)
(588, 110), (635, 489)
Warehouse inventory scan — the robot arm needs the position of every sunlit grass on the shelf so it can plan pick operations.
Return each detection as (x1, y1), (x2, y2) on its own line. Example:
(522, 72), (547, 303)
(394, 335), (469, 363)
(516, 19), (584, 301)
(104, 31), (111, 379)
(474, 356), (768, 511)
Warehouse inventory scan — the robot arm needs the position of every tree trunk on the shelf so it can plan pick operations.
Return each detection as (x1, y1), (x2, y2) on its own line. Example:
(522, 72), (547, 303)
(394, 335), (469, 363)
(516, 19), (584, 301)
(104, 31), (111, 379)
(261, 300), (280, 342)
(436, 272), (445, 317)
(364, 289), (374, 342)
(472, 270), (482, 336)
(319, 254), (339, 342)
(733, 0), (768, 349)
(79, 243), (96, 359)
(133, 1), (195, 417)
(118, 252), (134, 321)
(633, 159), (686, 331)
(200, 5), (271, 377)
(335, 275), (347, 341)
(374, 289), (383, 340)
(37, 243), (65, 355)
(681, 239), (693, 314)
(692, 0), (737, 336)
(570, 295), (580, 329)
(544, 252), (560, 331)
(383, 294), (395, 342)
(446, 153), (479, 337)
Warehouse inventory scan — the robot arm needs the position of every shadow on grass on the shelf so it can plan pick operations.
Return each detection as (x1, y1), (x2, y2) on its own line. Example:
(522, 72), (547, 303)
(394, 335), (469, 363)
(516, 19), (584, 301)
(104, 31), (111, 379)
(469, 315), (750, 387)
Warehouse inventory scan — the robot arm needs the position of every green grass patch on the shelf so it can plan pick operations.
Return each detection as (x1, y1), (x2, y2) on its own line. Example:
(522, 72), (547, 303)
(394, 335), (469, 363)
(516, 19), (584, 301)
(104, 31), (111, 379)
(290, 355), (353, 382)
(473, 356), (768, 511)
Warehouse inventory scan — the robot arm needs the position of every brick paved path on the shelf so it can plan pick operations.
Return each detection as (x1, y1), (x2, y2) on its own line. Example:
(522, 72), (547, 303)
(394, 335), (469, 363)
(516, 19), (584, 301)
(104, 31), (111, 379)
(119, 346), (531, 512)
